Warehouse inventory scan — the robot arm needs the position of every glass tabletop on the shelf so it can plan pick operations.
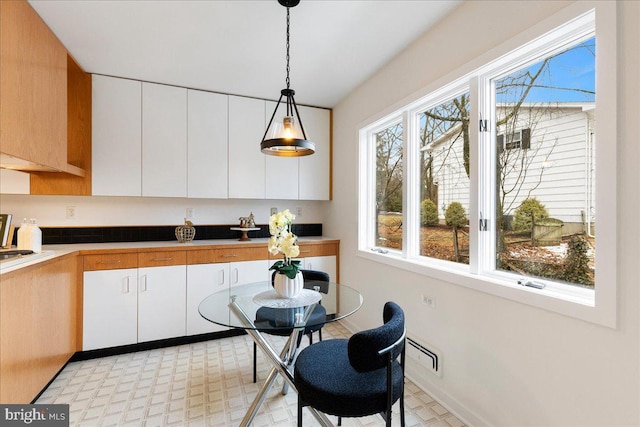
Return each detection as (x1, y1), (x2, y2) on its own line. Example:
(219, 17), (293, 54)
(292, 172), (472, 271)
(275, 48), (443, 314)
(198, 280), (363, 331)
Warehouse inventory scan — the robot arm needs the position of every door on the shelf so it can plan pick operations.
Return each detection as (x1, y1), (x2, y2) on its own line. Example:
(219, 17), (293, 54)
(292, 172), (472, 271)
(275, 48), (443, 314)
(186, 263), (229, 335)
(142, 82), (188, 197)
(138, 265), (187, 342)
(92, 75), (142, 196)
(228, 96), (266, 199)
(188, 90), (229, 198)
(83, 269), (138, 350)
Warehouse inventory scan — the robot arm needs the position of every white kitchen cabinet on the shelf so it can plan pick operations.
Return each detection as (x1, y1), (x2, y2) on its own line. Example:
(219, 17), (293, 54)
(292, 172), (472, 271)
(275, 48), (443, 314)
(228, 96), (266, 199)
(303, 255), (337, 314)
(229, 259), (271, 289)
(299, 106), (331, 200)
(142, 82), (188, 197)
(186, 259), (270, 336)
(186, 263), (229, 335)
(265, 101), (298, 200)
(92, 75), (142, 196)
(187, 90), (228, 198)
(0, 168), (29, 194)
(83, 269), (138, 351)
(138, 265), (187, 342)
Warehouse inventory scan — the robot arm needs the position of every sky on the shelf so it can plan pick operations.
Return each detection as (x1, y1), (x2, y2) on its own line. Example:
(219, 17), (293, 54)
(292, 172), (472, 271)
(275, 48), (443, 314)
(498, 37), (596, 104)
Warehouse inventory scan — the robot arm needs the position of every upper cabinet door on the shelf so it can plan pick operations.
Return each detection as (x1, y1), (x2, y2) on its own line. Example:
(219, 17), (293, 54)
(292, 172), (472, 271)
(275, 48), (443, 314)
(92, 76), (142, 196)
(228, 96), (266, 199)
(142, 83), (187, 197)
(265, 101), (299, 200)
(299, 106), (331, 200)
(187, 90), (228, 199)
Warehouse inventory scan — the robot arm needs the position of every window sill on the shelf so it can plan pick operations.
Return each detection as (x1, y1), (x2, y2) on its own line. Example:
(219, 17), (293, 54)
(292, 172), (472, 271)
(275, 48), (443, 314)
(357, 248), (614, 328)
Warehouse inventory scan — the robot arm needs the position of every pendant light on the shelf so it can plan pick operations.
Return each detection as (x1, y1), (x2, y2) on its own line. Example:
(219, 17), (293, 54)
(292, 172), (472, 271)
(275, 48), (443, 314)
(261, 0), (315, 157)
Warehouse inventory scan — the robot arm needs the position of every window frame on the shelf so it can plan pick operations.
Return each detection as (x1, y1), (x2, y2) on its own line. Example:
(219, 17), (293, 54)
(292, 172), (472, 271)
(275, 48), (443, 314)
(357, 6), (617, 328)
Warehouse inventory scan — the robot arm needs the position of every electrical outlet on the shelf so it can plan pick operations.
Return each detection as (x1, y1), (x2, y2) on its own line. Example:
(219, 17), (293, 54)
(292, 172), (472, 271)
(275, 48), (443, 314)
(422, 295), (436, 308)
(295, 206), (302, 217)
(66, 206), (77, 219)
(186, 208), (194, 219)
(270, 207), (278, 215)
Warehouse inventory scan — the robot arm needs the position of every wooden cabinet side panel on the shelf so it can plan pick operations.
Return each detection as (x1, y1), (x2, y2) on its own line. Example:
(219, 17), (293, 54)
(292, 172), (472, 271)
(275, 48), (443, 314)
(0, 254), (79, 403)
(30, 55), (92, 195)
(0, 0), (67, 169)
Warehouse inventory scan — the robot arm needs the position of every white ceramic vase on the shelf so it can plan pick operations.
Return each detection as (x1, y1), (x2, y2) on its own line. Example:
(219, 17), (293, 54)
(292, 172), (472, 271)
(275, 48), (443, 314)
(274, 271), (304, 298)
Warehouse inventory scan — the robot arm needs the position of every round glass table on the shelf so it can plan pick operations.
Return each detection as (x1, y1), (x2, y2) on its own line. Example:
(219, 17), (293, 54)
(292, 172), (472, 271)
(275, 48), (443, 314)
(199, 280), (363, 427)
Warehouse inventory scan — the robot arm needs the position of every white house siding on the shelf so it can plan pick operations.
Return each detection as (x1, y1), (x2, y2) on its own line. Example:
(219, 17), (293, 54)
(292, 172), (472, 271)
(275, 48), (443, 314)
(429, 132), (470, 217)
(426, 105), (595, 225)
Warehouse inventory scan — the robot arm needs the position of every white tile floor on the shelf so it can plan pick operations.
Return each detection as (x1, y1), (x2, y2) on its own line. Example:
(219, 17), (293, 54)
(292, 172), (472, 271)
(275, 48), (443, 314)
(37, 322), (465, 426)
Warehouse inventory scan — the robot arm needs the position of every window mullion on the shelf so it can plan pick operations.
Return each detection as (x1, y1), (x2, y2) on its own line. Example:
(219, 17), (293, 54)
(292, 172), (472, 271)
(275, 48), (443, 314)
(403, 110), (419, 259)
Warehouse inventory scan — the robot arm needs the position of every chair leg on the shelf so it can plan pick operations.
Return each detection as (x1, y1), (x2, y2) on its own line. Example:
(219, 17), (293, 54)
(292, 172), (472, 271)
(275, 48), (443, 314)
(297, 397), (303, 427)
(400, 382), (406, 427)
(308, 333), (313, 345)
(337, 416), (342, 426)
(318, 328), (322, 341)
(253, 342), (257, 383)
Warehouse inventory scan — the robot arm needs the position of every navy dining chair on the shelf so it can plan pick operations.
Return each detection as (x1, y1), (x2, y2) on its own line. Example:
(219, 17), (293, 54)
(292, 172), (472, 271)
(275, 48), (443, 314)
(294, 301), (406, 427)
(252, 269), (330, 383)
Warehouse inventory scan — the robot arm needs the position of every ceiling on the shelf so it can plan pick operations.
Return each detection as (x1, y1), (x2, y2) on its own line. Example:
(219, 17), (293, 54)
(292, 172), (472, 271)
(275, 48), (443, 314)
(29, 0), (461, 109)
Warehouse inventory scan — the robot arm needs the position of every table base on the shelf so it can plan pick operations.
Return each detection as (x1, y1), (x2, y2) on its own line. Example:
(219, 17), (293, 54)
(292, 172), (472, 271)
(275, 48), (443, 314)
(229, 297), (334, 427)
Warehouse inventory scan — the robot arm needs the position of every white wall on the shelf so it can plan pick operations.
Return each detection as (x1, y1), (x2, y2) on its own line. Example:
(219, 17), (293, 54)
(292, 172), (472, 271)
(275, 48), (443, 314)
(0, 194), (327, 228)
(329, 1), (639, 426)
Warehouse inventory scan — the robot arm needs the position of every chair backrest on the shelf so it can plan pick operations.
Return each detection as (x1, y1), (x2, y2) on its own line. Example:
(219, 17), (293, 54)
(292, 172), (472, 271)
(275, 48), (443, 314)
(347, 301), (405, 373)
(301, 269), (330, 294)
(270, 269), (330, 294)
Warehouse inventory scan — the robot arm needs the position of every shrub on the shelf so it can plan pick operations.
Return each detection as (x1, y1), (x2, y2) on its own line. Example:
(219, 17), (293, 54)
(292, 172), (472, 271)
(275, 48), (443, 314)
(420, 199), (439, 226)
(512, 198), (548, 232)
(445, 202), (467, 229)
(562, 235), (594, 286)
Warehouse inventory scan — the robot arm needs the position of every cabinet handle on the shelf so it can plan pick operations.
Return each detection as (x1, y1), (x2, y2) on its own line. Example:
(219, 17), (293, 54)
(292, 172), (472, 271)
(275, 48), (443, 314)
(152, 257), (173, 261)
(233, 268), (239, 285)
(140, 275), (147, 292)
(100, 260), (122, 264)
(122, 277), (130, 294)
(219, 270), (225, 285)
(300, 250), (311, 254)
(221, 254), (237, 258)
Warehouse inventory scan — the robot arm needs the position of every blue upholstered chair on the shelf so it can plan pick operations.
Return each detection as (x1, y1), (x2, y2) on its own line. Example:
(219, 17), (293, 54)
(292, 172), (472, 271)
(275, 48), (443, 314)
(252, 269), (330, 383)
(294, 301), (406, 427)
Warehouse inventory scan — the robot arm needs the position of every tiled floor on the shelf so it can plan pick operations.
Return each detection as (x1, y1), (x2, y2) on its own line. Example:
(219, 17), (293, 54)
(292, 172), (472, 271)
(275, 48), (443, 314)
(37, 322), (465, 426)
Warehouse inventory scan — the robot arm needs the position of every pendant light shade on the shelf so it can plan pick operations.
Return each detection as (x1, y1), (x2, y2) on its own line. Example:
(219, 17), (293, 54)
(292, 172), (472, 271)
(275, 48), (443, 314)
(261, 0), (315, 157)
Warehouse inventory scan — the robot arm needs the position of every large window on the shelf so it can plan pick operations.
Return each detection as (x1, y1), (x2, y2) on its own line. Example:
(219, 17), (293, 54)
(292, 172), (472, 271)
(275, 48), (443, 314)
(493, 37), (596, 288)
(358, 8), (616, 326)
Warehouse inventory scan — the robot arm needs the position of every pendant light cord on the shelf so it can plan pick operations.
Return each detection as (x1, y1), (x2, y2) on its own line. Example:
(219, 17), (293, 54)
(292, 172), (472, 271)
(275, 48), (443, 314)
(285, 7), (291, 90)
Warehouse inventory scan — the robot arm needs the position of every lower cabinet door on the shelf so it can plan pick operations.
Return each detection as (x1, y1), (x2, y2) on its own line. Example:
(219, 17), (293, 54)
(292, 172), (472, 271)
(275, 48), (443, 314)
(186, 263), (229, 335)
(83, 269), (138, 351)
(138, 265), (187, 342)
(229, 259), (271, 289)
(304, 256), (337, 315)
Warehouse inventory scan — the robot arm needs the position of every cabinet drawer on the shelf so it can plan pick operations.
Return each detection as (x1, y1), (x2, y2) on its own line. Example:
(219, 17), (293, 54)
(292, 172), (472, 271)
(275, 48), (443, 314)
(138, 251), (186, 267)
(297, 243), (339, 258)
(215, 247), (267, 263)
(84, 253), (138, 271)
(187, 250), (217, 265)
